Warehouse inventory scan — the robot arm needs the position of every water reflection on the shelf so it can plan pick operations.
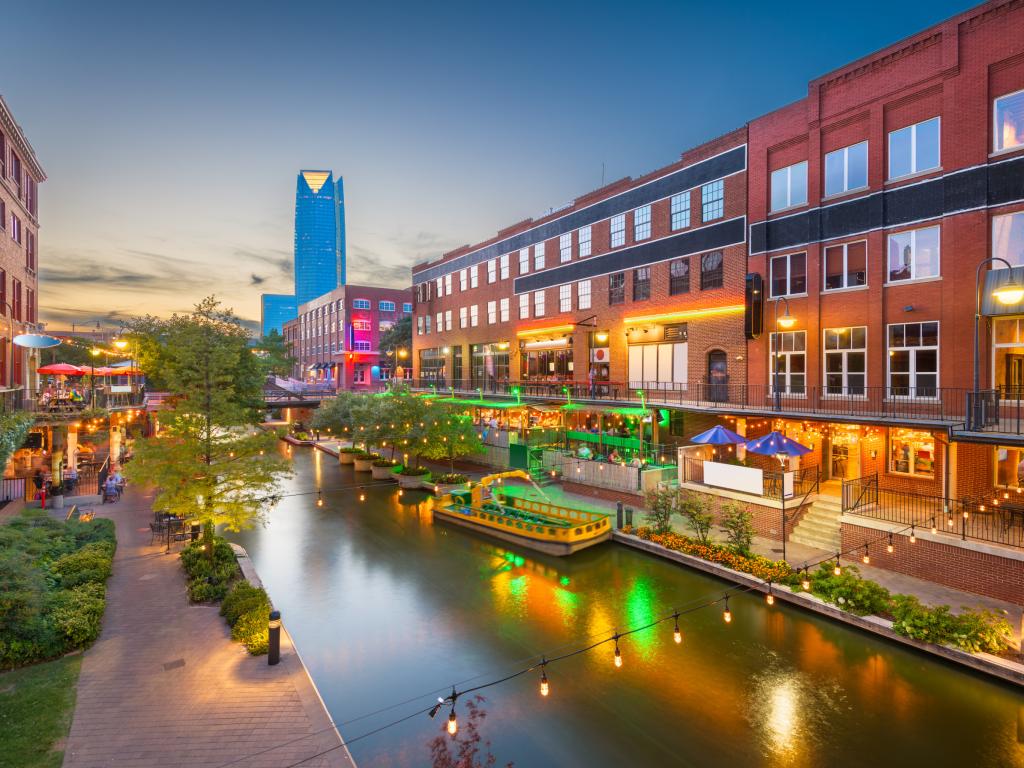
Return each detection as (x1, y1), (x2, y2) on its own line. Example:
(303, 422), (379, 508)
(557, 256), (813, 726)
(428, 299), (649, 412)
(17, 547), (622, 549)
(227, 448), (1024, 768)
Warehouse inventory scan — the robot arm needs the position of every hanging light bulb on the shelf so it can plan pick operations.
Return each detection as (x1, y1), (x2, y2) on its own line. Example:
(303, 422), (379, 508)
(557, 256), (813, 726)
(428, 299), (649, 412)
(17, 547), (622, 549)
(833, 556), (842, 576)
(931, 518), (938, 535)
(613, 636), (623, 668)
(673, 613), (682, 644)
(886, 533), (894, 554)
(316, 490), (324, 508)
(909, 524), (916, 544)
(862, 544), (870, 565)
(539, 660), (550, 697)
(398, 489), (404, 497)
(722, 595), (732, 623)
(801, 567), (811, 591)
(765, 582), (775, 606)
(359, 488), (366, 502)
(447, 708), (458, 736)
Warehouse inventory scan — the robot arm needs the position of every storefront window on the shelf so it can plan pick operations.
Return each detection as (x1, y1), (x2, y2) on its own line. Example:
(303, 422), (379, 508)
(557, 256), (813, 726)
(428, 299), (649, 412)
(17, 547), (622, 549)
(888, 429), (935, 478)
(994, 446), (1024, 488)
(522, 347), (573, 381)
(992, 318), (1024, 400)
(452, 345), (464, 386)
(471, 344), (510, 391)
(418, 348), (447, 383)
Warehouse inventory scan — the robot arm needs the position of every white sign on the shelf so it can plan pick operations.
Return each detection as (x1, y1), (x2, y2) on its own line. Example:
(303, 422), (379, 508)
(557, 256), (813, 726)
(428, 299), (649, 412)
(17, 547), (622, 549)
(783, 471), (794, 499)
(702, 461), (764, 496)
(110, 385), (132, 393)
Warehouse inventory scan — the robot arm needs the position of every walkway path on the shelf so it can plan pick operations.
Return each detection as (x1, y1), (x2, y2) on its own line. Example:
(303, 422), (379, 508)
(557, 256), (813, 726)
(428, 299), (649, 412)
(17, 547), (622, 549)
(63, 486), (352, 768)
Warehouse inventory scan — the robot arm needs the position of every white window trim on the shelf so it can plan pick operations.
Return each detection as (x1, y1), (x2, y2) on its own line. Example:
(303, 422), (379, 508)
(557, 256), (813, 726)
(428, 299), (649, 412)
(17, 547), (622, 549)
(519, 294), (530, 320)
(634, 205), (651, 241)
(499, 297), (510, 322)
(577, 280), (591, 310)
(459, 269), (468, 291)
(824, 141), (869, 199)
(823, 239), (868, 292)
(770, 161), (808, 213)
(534, 243), (546, 270)
(993, 88), (1024, 153)
(885, 321), (940, 401)
(768, 330), (807, 397)
(519, 248), (530, 275)
(887, 117), (941, 181)
(886, 225), (941, 284)
(559, 233), (572, 263)
(610, 214), (626, 248)
(487, 259), (497, 284)
(578, 225), (592, 257)
(670, 192), (690, 231)
(822, 326), (868, 400)
(769, 251), (807, 298)
(534, 290), (545, 317)
(500, 253), (510, 279)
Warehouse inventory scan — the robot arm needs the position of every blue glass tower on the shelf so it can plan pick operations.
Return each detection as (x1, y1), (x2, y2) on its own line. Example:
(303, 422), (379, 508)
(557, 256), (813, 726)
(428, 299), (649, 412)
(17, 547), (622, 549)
(261, 294), (298, 337)
(294, 170), (346, 305)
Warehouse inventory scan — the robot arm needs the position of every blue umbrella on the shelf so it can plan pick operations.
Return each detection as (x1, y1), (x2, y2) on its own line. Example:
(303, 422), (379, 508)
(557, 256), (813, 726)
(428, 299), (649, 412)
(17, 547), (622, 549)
(690, 424), (746, 445)
(745, 430), (811, 457)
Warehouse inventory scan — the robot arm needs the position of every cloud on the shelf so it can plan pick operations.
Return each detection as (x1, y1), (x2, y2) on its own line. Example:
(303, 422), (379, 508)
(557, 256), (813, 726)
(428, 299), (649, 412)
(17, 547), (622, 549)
(234, 247), (294, 278)
(250, 273), (266, 286)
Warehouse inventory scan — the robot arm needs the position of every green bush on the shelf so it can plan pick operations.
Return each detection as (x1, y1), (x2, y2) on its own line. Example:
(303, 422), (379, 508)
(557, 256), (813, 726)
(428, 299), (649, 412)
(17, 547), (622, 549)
(890, 595), (1014, 653)
(373, 458), (398, 467)
(180, 538), (239, 603)
(220, 581), (270, 626)
(952, 608), (1015, 654)
(355, 451), (380, 460)
(339, 446), (363, 454)
(232, 608), (270, 655)
(49, 582), (106, 647)
(721, 503), (755, 556)
(807, 563), (892, 616)
(435, 473), (468, 484)
(398, 465), (429, 477)
(52, 541), (115, 588)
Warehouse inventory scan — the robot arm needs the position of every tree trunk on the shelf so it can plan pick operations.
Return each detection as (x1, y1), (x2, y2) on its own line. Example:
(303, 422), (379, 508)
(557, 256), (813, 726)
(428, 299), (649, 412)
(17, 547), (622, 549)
(203, 519), (216, 562)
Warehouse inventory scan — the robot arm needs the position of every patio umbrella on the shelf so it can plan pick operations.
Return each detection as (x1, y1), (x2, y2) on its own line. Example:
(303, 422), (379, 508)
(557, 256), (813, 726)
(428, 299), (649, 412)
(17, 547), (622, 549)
(690, 425), (746, 445)
(745, 430), (811, 458)
(37, 363), (85, 376)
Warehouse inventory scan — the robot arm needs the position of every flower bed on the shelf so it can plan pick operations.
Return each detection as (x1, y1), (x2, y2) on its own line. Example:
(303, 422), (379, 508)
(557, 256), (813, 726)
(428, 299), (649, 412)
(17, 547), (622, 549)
(624, 525), (792, 582)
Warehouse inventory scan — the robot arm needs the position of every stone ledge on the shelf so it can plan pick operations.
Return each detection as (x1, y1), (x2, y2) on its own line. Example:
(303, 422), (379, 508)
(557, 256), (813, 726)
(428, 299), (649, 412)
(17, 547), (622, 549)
(613, 530), (1024, 688)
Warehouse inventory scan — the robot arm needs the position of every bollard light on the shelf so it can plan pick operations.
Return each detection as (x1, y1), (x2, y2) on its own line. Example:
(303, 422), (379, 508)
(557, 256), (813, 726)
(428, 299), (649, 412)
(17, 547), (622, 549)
(268, 610), (282, 666)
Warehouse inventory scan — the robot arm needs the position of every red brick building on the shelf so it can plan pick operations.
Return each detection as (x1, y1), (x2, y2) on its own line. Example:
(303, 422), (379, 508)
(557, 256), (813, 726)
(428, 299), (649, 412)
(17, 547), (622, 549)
(283, 284), (412, 390)
(0, 95), (44, 391)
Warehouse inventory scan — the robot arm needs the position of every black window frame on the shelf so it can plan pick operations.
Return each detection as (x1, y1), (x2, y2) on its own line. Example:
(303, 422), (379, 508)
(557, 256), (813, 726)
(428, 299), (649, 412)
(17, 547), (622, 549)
(669, 257), (690, 295)
(632, 266), (651, 301)
(700, 251), (724, 290)
(608, 272), (625, 305)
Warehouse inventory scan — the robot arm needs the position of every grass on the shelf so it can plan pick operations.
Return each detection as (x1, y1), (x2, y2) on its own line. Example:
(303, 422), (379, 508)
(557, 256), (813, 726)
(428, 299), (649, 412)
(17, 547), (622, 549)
(0, 655), (82, 768)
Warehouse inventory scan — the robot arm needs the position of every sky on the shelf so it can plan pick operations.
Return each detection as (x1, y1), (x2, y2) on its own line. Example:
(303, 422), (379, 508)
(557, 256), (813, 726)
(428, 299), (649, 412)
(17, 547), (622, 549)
(1, 0), (975, 331)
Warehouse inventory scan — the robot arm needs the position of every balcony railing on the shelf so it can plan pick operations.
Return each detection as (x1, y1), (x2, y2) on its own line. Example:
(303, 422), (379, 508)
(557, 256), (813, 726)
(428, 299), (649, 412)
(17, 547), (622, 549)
(841, 474), (1024, 549)
(409, 378), (970, 426)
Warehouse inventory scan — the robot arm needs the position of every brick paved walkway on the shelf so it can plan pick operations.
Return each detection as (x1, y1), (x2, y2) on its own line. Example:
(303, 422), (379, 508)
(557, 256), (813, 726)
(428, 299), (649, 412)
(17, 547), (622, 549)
(63, 487), (353, 768)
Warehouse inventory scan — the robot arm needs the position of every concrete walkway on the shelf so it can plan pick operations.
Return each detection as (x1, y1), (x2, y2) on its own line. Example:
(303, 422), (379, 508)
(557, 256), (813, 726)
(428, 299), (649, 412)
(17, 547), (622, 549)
(63, 486), (351, 768)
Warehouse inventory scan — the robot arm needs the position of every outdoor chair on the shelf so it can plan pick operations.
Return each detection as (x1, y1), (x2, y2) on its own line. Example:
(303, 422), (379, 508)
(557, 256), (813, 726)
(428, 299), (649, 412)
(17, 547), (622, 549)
(149, 521), (166, 545)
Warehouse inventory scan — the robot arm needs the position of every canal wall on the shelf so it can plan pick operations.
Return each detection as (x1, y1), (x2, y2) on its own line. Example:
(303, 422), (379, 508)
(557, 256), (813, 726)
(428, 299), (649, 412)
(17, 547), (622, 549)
(613, 530), (1024, 689)
(231, 544), (357, 767)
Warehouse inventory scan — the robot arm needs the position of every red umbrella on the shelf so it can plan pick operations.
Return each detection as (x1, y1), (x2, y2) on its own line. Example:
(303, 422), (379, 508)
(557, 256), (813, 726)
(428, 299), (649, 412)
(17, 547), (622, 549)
(37, 363), (85, 376)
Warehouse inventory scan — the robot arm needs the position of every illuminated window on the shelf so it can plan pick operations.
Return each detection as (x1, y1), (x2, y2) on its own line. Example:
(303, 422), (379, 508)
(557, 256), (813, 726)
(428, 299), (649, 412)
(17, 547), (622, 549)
(888, 429), (935, 478)
(769, 331), (806, 394)
(824, 326), (866, 396)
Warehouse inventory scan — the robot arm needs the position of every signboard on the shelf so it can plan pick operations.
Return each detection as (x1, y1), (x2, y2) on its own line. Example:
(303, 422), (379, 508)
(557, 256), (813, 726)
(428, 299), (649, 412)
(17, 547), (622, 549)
(110, 385), (132, 394)
(783, 471), (794, 500)
(702, 461), (763, 496)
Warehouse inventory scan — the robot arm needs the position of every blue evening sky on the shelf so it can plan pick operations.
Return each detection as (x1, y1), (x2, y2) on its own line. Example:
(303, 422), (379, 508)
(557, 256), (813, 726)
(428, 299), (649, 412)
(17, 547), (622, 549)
(0, 0), (974, 328)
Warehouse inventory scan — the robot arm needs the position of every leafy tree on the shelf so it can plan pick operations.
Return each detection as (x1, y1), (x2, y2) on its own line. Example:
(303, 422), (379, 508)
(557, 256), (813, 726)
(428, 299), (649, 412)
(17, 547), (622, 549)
(643, 486), (678, 535)
(678, 491), (715, 546)
(421, 412), (485, 473)
(721, 502), (754, 555)
(0, 412), (34, 474)
(378, 315), (412, 358)
(251, 328), (295, 377)
(125, 297), (290, 557)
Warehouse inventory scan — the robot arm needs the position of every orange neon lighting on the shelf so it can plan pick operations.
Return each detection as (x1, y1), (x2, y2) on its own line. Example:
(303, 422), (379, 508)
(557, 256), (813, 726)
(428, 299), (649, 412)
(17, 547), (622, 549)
(622, 304), (745, 325)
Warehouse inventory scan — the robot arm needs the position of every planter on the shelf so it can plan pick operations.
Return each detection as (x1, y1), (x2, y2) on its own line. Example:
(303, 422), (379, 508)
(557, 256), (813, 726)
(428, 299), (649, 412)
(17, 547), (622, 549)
(353, 456), (377, 472)
(397, 472), (429, 489)
(338, 451), (356, 465)
(371, 464), (398, 480)
(52, 495), (65, 510)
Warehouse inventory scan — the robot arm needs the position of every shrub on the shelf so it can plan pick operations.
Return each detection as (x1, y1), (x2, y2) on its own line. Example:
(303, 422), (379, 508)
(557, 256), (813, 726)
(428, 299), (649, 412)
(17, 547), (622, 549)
(373, 458), (399, 467)
(435, 473), (468, 484)
(625, 526), (792, 582)
(51, 541), (115, 588)
(49, 582), (106, 647)
(952, 608), (1015, 654)
(339, 446), (363, 454)
(721, 503), (755, 556)
(677, 492), (714, 546)
(180, 538), (239, 603)
(220, 581), (270, 626)
(355, 451), (380, 460)
(232, 608), (270, 655)
(806, 563), (892, 616)
(890, 594), (959, 644)
(399, 466), (430, 476)
(643, 486), (678, 535)
(188, 578), (231, 603)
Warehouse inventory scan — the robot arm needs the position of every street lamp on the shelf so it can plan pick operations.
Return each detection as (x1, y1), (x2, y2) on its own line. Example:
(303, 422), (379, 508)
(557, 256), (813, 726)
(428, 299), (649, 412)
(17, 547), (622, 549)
(772, 297), (796, 411)
(973, 257), (1024, 426)
(89, 348), (101, 405)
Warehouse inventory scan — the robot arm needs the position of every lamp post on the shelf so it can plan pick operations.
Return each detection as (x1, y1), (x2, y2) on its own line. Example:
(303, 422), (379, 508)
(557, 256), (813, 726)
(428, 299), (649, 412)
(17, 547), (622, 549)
(973, 257), (1024, 428)
(772, 297), (796, 412)
(89, 348), (101, 405)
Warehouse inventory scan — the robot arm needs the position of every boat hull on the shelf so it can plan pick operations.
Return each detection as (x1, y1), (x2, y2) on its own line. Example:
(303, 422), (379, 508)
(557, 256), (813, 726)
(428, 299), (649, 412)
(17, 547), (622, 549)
(431, 505), (611, 556)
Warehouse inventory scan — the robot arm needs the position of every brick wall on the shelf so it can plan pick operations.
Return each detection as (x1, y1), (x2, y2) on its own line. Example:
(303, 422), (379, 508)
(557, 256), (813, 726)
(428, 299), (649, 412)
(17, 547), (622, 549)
(842, 521), (1024, 604)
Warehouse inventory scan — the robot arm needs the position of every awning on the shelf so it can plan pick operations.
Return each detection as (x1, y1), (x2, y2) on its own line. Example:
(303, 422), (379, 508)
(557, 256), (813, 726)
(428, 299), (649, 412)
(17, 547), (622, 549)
(981, 266), (1024, 315)
(523, 338), (570, 351)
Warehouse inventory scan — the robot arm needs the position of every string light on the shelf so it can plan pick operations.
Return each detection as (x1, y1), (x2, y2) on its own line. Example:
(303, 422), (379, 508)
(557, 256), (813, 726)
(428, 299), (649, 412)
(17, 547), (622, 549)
(722, 595), (732, 623)
(673, 613), (682, 644)
(801, 567), (811, 591)
(931, 518), (938, 535)
(539, 660), (550, 697)
(886, 533), (894, 554)
(861, 544), (870, 565)
(833, 555), (842, 576)
(765, 582), (774, 606)
(359, 488), (366, 502)
(316, 490), (324, 507)
(613, 636), (623, 668)
(447, 707), (458, 737)
(910, 524), (916, 544)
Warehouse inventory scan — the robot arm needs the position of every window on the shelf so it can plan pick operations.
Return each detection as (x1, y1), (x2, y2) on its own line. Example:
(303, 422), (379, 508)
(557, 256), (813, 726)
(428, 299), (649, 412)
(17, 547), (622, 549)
(559, 284), (571, 312)
(824, 141), (868, 197)
(889, 429), (935, 478)
(436, 312), (442, 332)
(353, 340), (371, 352)
(633, 267), (651, 301)
(770, 161), (808, 211)
(425, 314), (432, 334)
(634, 205), (651, 241)
(444, 273), (452, 295)
(352, 299), (371, 310)
(669, 258), (690, 295)
(534, 290), (545, 317)
(470, 305), (479, 327)
(887, 226), (940, 283)
(579, 225), (592, 257)
(534, 243), (545, 270)
(500, 253), (509, 279)
(559, 233), (572, 263)
(993, 212), (1024, 267)
(459, 269), (467, 291)
(702, 180), (724, 221)
(519, 248), (529, 275)
(824, 241), (867, 290)
(459, 307), (468, 329)
(10, 215), (21, 244)
(378, 300), (396, 312)
(700, 251), (723, 289)
(824, 326), (867, 396)
(769, 331), (806, 394)
(445, 310), (452, 331)
(379, 320), (394, 332)
(670, 192), (690, 230)
(610, 214), (625, 248)
(995, 89), (1024, 152)
(499, 297), (509, 322)
(435, 277), (443, 297)
(770, 252), (807, 297)
(609, 272), (625, 305)
(403, 302), (413, 313)
(487, 300), (497, 324)
(888, 321), (939, 398)
(417, 316), (424, 336)
(352, 319), (371, 331)
(577, 280), (591, 310)
(519, 294), (530, 319)
(487, 259), (497, 283)
(888, 117), (940, 179)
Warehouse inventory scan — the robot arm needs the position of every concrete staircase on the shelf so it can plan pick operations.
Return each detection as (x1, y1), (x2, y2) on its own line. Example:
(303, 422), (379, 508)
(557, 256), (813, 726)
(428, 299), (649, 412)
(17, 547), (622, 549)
(788, 494), (843, 552)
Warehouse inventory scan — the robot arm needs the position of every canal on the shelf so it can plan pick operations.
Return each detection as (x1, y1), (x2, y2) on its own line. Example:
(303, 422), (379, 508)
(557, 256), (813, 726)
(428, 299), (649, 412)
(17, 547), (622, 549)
(226, 447), (1024, 767)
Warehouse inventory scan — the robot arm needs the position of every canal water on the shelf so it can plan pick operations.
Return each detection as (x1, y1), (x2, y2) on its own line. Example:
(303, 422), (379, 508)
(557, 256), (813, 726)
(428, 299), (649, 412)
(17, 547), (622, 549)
(226, 447), (1024, 767)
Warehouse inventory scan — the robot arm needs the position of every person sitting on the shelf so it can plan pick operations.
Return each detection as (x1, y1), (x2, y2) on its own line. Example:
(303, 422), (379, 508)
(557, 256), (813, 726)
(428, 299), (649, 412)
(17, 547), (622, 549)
(110, 467), (126, 497)
(577, 444), (593, 460)
(102, 475), (119, 502)
(630, 456), (643, 469)
(608, 448), (622, 463)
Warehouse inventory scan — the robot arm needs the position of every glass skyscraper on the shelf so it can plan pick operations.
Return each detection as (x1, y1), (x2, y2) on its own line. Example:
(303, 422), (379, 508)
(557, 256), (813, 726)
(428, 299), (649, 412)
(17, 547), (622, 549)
(294, 170), (346, 305)
(260, 294), (298, 337)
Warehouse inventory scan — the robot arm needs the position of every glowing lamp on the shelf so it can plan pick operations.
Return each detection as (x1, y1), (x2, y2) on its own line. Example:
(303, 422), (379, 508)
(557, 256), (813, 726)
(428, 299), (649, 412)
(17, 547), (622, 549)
(994, 279), (1024, 305)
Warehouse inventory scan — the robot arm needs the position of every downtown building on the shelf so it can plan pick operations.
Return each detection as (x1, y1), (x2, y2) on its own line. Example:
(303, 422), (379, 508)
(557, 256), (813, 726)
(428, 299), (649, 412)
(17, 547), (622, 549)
(260, 170), (346, 336)
(0, 95), (44, 393)
(283, 284), (412, 389)
(410, 0), (1024, 604)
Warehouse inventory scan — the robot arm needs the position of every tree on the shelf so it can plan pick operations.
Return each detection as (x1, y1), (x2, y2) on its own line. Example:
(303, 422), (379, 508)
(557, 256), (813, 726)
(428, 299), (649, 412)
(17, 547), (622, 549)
(643, 486), (678, 535)
(125, 297), (291, 556)
(721, 502), (754, 555)
(378, 315), (412, 358)
(421, 411), (485, 473)
(251, 329), (295, 377)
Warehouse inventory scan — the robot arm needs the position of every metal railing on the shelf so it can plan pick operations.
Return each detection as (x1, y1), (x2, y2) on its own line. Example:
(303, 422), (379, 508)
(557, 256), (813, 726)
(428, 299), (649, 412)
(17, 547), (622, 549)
(841, 476), (1024, 549)
(409, 379), (970, 426)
